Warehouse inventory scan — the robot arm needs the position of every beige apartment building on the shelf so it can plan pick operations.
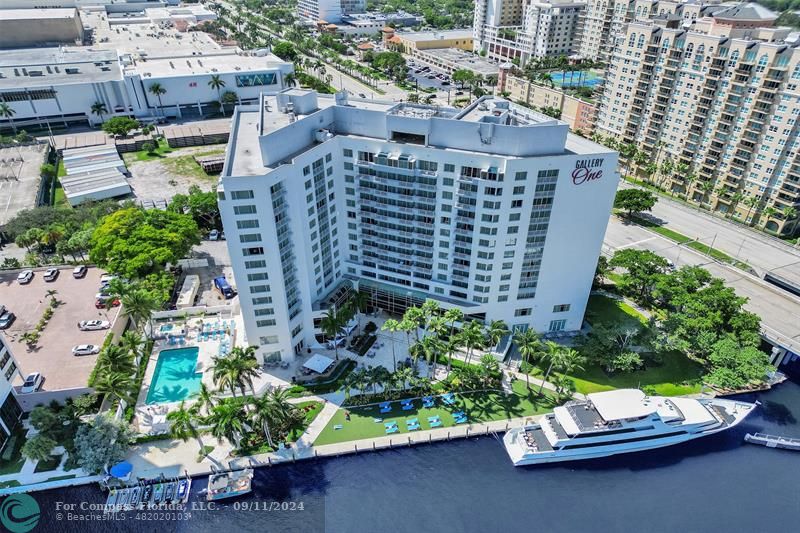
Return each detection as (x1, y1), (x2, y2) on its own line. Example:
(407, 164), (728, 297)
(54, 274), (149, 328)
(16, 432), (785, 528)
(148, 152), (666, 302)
(597, 3), (800, 234)
(505, 75), (598, 132)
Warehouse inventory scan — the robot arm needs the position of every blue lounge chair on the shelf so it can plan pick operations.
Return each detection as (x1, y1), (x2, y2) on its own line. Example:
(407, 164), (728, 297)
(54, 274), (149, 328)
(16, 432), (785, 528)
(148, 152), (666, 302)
(384, 421), (398, 429)
(386, 426), (399, 434)
(407, 423), (421, 431)
(442, 393), (456, 405)
(402, 403), (414, 411)
(380, 406), (391, 414)
(430, 418), (443, 428)
(400, 398), (413, 405)
(379, 402), (391, 409)
(407, 418), (419, 425)
(453, 410), (465, 418)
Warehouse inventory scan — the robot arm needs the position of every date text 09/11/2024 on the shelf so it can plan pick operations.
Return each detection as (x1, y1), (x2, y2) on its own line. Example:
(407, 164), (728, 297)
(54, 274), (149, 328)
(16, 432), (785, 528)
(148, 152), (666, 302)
(191, 501), (307, 512)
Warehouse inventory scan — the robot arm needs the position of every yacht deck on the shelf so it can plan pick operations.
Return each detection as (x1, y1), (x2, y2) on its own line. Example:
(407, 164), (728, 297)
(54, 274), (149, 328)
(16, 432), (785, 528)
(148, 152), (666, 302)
(524, 428), (553, 452)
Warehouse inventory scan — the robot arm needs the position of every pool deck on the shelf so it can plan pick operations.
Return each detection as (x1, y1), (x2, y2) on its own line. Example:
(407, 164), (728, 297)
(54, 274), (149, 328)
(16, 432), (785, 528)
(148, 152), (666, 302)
(133, 314), (243, 434)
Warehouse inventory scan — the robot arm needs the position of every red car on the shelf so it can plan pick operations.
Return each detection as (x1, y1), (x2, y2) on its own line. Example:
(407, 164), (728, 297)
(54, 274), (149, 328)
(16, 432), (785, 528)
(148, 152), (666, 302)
(95, 296), (120, 309)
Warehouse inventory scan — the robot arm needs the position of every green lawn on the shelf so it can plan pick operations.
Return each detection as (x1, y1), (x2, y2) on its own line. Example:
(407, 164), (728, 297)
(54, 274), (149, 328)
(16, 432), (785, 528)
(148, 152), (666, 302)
(34, 454), (63, 473)
(161, 148), (225, 181)
(0, 425), (27, 475)
(314, 381), (557, 446)
(585, 294), (647, 328)
(124, 138), (173, 162)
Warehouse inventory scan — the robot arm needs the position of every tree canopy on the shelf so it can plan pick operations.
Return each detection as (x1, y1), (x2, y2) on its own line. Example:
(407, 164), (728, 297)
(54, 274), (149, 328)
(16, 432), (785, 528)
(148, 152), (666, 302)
(90, 207), (200, 279)
(609, 249), (669, 303)
(101, 116), (140, 137)
(73, 415), (133, 474)
(614, 189), (658, 217)
(168, 185), (220, 230)
(272, 41), (298, 61)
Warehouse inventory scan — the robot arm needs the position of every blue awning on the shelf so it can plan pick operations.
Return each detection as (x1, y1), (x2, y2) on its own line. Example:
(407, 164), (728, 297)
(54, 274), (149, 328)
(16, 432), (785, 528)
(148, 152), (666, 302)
(109, 461), (133, 478)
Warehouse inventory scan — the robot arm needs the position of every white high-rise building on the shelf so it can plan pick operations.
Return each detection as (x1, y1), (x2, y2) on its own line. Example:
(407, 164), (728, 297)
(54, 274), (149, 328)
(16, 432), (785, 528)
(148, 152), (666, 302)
(297, 0), (365, 24)
(0, 335), (22, 454)
(474, 0), (586, 66)
(219, 90), (619, 362)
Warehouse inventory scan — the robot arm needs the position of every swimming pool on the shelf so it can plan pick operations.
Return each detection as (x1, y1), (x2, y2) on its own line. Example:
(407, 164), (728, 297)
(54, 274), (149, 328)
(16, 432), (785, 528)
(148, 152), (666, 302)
(550, 70), (604, 88)
(145, 347), (202, 405)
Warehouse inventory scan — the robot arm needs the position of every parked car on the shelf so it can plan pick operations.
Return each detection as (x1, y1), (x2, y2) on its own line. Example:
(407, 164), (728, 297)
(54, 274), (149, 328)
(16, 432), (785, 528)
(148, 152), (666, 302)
(73, 265), (88, 278)
(94, 295), (120, 309)
(20, 372), (43, 394)
(213, 276), (235, 299)
(208, 229), (220, 241)
(16, 270), (33, 284)
(72, 344), (100, 356)
(99, 274), (117, 286)
(358, 93), (367, 98)
(441, 81), (451, 86)
(78, 320), (111, 331)
(43, 268), (59, 282)
(455, 90), (464, 95)
(0, 312), (15, 330)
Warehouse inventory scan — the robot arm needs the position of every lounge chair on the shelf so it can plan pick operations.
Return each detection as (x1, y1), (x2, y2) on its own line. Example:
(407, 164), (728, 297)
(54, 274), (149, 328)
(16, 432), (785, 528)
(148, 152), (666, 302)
(407, 423), (421, 431)
(386, 426), (399, 434)
(442, 393), (456, 405)
(402, 403), (414, 411)
(373, 418), (383, 423)
(422, 398), (435, 408)
(454, 415), (468, 424)
(334, 424), (343, 430)
(379, 402), (391, 409)
(380, 406), (391, 414)
(453, 411), (465, 418)
(429, 418), (443, 428)
(407, 418), (419, 425)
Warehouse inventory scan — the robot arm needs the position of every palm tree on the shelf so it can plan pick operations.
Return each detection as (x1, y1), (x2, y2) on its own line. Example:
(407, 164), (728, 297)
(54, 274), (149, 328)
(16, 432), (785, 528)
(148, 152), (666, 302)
(208, 75), (227, 115)
(120, 330), (143, 370)
(699, 180), (715, 206)
(743, 195), (759, 224)
(403, 306), (425, 343)
(167, 401), (206, 453)
(196, 382), (216, 415)
(229, 345), (261, 395)
(320, 308), (345, 360)
(283, 72), (297, 87)
(211, 355), (245, 397)
(206, 398), (247, 449)
(538, 341), (564, 396)
(0, 102), (16, 133)
(93, 371), (134, 406)
(349, 291), (369, 334)
(459, 320), (485, 366)
(381, 318), (401, 371)
(728, 192), (744, 218)
(96, 345), (135, 376)
(90, 101), (108, 124)
(762, 206), (778, 229)
(485, 320), (509, 354)
(148, 82), (167, 116)
(781, 206), (798, 234)
(121, 289), (159, 337)
(514, 329), (541, 390)
(555, 348), (584, 397)
(251, 390), (286, 448)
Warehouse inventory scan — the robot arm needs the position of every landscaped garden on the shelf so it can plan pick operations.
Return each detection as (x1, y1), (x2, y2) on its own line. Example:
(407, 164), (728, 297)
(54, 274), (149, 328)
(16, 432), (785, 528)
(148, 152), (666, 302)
(314, 380), (557, 446)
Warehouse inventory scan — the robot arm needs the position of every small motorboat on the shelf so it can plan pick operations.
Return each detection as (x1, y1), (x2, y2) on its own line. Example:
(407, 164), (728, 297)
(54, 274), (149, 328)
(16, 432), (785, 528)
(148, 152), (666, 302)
(105, 489), (118, 510)
(206, 469), (254, 501)
(164, 482), (176, 503)
(142, 484), (153, 504)
(129, 486), (141, 507)
(116, 489), (130, 507)
(153, 483), (164, 504)
(176, 479), (191, 502)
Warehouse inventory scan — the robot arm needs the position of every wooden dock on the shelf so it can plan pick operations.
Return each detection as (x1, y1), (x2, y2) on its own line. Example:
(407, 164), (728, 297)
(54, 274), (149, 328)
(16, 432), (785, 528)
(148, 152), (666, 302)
(744, 432), (800, 451)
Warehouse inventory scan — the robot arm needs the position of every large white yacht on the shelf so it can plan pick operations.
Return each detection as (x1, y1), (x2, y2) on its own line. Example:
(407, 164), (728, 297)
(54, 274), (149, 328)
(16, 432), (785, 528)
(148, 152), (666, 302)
(504, 389), (756, 466)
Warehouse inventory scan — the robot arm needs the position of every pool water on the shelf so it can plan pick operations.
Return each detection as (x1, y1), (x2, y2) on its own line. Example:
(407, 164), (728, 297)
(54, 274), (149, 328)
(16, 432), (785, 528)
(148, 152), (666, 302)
(550, 70), (603, 88)
(145, 347), (202, 405)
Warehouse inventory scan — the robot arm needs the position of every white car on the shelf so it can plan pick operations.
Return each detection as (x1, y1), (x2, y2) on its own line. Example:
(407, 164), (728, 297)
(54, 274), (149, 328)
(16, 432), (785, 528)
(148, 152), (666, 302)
(72, 344), (100, 356)
(43, 268), (59, 282)
(208, 229), (220, 241)
(99, 274), (117, 286)
(16, 270), (33, 284)
(73, 265), (88, 278)
(78, 320), (111, 331)
(20, 372), (43, 394)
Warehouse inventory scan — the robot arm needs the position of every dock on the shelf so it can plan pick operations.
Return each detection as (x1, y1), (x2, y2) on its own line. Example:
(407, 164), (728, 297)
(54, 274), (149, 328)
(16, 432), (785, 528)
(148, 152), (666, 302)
(744, 432), (800, 451)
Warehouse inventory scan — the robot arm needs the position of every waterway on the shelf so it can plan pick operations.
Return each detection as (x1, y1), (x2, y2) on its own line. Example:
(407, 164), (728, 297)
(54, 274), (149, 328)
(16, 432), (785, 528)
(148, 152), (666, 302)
(24, 365), (800, 533)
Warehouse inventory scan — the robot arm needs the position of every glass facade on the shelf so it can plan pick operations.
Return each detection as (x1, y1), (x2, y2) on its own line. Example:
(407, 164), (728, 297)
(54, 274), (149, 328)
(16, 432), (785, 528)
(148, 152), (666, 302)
(235, 73), (278, 87)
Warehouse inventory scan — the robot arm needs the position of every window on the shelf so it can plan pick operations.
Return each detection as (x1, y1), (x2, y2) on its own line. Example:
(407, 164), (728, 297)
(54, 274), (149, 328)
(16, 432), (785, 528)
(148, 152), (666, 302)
(549, 319), (567, 332)
(252, 296), (273, 305)
(230, 190), (254, 200)
(260, 335), (279, 345)
(254, 307), (275, 316)
(513, 186), (525, 195)
(239, 233), (261, 243)
(243, 247), (264, 256)
(236, 219), (259, 229)
(553, 304), (571, 313)
(257, 319), (277, 327)
(343, 149), (353, 157)
(515, 171), (527, 181)
(444, 163), (455, 172)
(247, 272), (268, 281)
(250, 284), (270, 293)
(234, 205), (257, 215)
(514, 308), (532, 317)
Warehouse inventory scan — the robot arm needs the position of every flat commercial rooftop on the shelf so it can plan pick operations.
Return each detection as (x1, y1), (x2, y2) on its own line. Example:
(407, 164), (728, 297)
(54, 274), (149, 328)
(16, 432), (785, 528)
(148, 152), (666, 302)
(61, 145), (130, 204)
(396, 29), (473, 42)
(0, 144), (48, 228)
(417, 47), (499, 76)
(131, 52), (286, 78)
(0, 48), (121, 90)
(0, 8), (78, 21)
(0, 267), (121, 392)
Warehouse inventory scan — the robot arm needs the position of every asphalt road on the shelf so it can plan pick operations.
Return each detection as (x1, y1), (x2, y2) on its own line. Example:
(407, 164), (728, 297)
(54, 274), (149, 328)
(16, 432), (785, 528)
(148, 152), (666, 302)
(621, 183), (800, 284)
(604, 215), (800, 355)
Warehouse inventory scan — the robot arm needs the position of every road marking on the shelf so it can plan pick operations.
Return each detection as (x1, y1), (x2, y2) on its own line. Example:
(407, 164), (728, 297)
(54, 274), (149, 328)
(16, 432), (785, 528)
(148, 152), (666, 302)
(616, 237), (656, 250)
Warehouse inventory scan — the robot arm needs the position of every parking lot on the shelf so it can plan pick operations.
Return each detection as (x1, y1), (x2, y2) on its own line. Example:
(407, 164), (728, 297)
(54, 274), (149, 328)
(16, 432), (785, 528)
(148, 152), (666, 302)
(0, 267), (121, 391)
(183, 239), (236, 307)
(0, 143), (48, 228)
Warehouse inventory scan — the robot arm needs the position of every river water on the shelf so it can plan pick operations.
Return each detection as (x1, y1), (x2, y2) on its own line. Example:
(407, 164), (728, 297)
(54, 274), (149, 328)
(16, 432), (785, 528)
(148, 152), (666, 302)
(22, 363), (800, 533)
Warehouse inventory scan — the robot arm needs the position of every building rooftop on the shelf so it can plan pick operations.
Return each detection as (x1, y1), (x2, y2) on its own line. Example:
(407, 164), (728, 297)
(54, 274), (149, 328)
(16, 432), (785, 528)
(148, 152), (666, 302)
(0, 47), (121, 89)
(396, 29), (473, 42)
(0, 8), (78, 21)
(712, 2), (778, 21)
(129, 51), (286, 78)
(226, 91), (611, 178)
(417, 47), (499, 76)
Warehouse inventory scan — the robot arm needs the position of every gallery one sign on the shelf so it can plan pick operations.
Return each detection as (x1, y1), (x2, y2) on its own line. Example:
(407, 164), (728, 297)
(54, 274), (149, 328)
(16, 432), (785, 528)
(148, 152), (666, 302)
(572, 158), (604, 185)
